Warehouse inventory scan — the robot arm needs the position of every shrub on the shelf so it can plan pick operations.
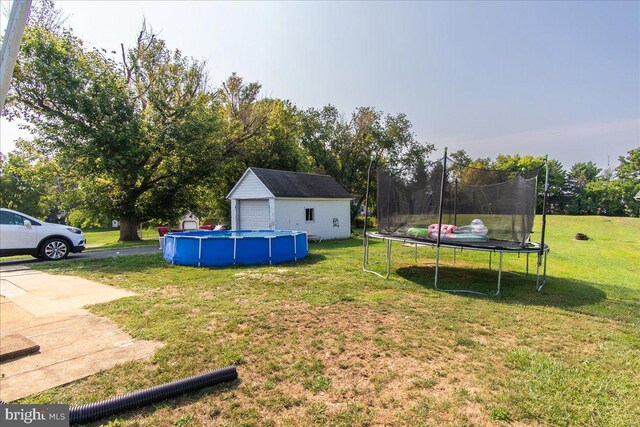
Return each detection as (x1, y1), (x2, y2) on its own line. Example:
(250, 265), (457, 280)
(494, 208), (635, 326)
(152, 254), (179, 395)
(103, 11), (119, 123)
(353, 215), (377, 229)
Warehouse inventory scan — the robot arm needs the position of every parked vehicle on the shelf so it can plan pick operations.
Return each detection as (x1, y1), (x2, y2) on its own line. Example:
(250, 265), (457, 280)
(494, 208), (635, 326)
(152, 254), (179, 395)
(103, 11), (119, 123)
(0, 208), (86, 260)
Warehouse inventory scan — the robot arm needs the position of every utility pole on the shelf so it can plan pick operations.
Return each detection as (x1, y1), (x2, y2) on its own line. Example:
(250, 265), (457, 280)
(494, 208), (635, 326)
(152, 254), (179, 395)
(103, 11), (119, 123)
(0, 0), (32, 112)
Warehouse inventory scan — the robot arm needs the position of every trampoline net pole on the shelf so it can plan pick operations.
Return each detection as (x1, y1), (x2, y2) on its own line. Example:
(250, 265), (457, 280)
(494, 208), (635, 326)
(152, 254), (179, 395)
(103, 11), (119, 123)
(436, 148), (448, 250)
(362, 157), (375, 269)
(434, 148), (447, 290)
(539, 156), (550, 266)
(453, 178), (458, 226)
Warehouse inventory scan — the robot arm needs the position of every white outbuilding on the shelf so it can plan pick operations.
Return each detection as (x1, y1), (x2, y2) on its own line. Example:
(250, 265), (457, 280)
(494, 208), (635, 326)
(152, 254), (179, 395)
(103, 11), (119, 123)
(227, 168), (353, 239)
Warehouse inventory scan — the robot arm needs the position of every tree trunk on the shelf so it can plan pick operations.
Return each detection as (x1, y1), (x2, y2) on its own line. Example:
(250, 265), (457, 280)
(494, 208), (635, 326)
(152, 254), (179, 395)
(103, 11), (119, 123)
(119, 216), (141, 241)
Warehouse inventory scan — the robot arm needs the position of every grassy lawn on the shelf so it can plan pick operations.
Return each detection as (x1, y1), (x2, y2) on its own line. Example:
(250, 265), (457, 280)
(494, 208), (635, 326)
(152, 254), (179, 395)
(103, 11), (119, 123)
(84, 229), (159, 250)
(29, 215), (639, 426)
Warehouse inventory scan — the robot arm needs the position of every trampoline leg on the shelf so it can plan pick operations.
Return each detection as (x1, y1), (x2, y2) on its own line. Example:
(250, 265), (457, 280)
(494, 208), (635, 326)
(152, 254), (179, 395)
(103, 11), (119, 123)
(386, 239), (392, 279)
(526, 253), (529, 276)
(363, 235), (369, 268)
(535, 252), (547, 292)
(415, 243), (418, 264)
(363, 237), (391, 279)
(434, 247), (493, 296)
(453, 249), (456, 266)
(536, 251), (548, 292)
(489, 252), (492, 271)
(434, 246), (441, 289)
(494, 252), (503, 296)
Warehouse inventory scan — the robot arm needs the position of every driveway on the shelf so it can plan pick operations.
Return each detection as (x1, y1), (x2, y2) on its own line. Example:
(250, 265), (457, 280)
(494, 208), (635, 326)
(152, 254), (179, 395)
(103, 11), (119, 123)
(0, 246), (160, 267)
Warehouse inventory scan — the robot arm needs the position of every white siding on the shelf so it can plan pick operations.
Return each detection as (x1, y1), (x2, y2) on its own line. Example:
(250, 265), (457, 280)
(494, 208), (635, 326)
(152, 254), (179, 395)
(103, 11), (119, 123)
(228, 170), (273, 199)
(239, 199), (271, 229)
(274, 199), (351, 239)
(230, 199), (238, 230)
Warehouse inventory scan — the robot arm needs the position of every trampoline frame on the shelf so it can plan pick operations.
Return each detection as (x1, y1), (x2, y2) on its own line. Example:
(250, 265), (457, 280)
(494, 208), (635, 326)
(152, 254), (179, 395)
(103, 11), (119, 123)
(362, 149), (551, 296)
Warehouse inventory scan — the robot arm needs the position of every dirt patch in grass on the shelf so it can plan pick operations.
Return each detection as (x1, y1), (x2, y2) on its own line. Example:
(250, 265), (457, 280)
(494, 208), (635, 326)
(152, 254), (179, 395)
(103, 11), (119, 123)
(235, 268), (293, 284)
(210, 302), (499, 426)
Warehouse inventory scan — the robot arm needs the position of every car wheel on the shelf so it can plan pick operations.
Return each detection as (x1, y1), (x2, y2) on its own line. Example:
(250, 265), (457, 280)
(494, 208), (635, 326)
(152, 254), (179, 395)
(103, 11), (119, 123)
(41, 238), (70, 261)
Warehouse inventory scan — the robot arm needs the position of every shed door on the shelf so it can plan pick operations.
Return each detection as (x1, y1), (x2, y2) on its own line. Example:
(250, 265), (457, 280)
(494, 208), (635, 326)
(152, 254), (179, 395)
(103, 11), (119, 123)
(239, 199), (271, 230)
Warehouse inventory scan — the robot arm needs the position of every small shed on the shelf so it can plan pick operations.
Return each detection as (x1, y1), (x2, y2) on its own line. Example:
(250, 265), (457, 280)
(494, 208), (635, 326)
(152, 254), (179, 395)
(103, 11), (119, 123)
(635, 190), (640, 202)
(227, 168), (352, 239)
(180, 212), (199, 230)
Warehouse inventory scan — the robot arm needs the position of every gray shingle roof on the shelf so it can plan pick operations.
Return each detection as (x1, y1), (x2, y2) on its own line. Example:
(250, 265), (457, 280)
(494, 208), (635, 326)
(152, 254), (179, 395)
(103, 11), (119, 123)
(250, 168), (352, 199)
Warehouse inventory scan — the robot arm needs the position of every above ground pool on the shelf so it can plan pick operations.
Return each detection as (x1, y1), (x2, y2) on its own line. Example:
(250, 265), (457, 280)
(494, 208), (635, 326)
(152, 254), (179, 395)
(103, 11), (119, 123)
(163, 230), (308, 267)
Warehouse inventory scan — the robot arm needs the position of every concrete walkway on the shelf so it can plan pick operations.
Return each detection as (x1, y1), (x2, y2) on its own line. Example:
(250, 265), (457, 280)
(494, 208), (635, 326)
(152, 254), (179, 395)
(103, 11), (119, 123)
(0, 264), (161, 402)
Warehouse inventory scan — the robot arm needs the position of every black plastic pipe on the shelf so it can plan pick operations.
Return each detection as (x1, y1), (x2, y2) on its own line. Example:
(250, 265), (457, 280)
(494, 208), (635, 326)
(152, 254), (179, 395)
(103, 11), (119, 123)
(69, 366), (237, 425)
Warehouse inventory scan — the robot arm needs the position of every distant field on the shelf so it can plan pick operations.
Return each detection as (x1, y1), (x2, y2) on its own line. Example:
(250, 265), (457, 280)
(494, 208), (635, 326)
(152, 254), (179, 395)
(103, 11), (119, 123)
(31, 215), (639, 426)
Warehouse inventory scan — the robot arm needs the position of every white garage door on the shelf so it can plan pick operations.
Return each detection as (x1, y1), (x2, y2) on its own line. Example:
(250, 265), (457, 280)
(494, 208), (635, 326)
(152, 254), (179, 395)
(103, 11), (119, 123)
(239, 199), (271, 230)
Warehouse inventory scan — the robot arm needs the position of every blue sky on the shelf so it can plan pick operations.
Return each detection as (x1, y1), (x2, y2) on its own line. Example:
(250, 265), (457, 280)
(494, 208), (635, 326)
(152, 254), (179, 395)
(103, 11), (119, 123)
(1, 1), (638, 168)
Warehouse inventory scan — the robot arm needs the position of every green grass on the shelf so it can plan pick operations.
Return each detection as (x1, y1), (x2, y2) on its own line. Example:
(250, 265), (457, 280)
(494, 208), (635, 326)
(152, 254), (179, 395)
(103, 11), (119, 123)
(84, 229), (158, 250)
(28, 215), (639, 426)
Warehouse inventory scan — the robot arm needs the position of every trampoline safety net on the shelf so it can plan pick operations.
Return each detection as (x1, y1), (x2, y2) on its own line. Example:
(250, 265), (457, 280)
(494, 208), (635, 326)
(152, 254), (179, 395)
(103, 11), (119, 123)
(377, 158), (540, 250)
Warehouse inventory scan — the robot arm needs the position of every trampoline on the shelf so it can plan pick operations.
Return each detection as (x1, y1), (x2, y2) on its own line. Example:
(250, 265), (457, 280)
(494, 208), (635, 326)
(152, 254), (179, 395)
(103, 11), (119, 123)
(362, 149), (550, 295)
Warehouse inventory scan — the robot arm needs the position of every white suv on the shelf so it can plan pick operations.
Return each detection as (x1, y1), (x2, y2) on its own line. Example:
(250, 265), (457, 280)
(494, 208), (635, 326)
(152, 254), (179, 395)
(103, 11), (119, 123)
(0, 208), (86, 260)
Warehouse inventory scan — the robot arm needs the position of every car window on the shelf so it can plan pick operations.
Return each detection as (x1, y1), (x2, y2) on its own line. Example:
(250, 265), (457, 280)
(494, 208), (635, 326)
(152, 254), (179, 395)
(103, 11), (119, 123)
(0, 211), (25, 225)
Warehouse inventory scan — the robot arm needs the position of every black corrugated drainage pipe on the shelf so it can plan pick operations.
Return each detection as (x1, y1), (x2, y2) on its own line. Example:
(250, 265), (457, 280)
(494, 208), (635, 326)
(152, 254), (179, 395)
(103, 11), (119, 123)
(69, 366), (238, 424)
(1, 366), (238, 425)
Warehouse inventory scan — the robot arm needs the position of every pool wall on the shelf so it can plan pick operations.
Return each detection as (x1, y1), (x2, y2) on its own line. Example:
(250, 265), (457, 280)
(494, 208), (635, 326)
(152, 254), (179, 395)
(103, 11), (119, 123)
(163, 230), (308, 267)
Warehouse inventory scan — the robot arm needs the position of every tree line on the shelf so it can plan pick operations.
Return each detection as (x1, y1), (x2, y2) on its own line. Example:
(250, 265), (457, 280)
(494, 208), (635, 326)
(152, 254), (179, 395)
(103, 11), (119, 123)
(1, 2), (638, 240)
(448, 149), (639, 217)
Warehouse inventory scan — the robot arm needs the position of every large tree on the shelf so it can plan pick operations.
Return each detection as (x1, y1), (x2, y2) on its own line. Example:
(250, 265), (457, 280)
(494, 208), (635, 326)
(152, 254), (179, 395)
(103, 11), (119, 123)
(0, 149), (48, 217)
(615, 147), (640, 216)
(190, 75), (312, 224)
(566, 161), (602, 214)
(300, 105), (433, 218)
(5, 23), (222, 240)
(0, 138), (73, 221)
(583, 179), (626, 216)
(449, 152), (567, 213)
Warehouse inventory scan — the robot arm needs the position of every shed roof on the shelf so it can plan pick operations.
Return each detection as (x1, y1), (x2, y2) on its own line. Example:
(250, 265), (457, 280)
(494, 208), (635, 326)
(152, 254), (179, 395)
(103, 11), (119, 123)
(635, 190), (640, 201)
(246, 168), (352, 199)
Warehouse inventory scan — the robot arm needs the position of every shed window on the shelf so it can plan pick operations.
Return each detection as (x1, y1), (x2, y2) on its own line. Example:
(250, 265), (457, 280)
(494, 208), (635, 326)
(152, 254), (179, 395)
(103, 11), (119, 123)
(305, 208), (315, 222)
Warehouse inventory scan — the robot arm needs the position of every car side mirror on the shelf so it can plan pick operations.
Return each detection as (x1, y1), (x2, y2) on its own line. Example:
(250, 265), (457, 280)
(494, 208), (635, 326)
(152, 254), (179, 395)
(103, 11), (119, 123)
(23, 219), (32, 227)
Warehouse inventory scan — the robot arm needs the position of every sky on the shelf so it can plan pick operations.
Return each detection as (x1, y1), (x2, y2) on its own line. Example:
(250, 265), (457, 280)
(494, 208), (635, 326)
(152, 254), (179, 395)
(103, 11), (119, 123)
(1, 0), (639, 169)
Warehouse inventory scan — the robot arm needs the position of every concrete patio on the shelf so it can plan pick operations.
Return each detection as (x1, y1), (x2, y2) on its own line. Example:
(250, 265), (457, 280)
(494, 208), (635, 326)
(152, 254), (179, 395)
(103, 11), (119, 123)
(0, 264), (161, 402)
